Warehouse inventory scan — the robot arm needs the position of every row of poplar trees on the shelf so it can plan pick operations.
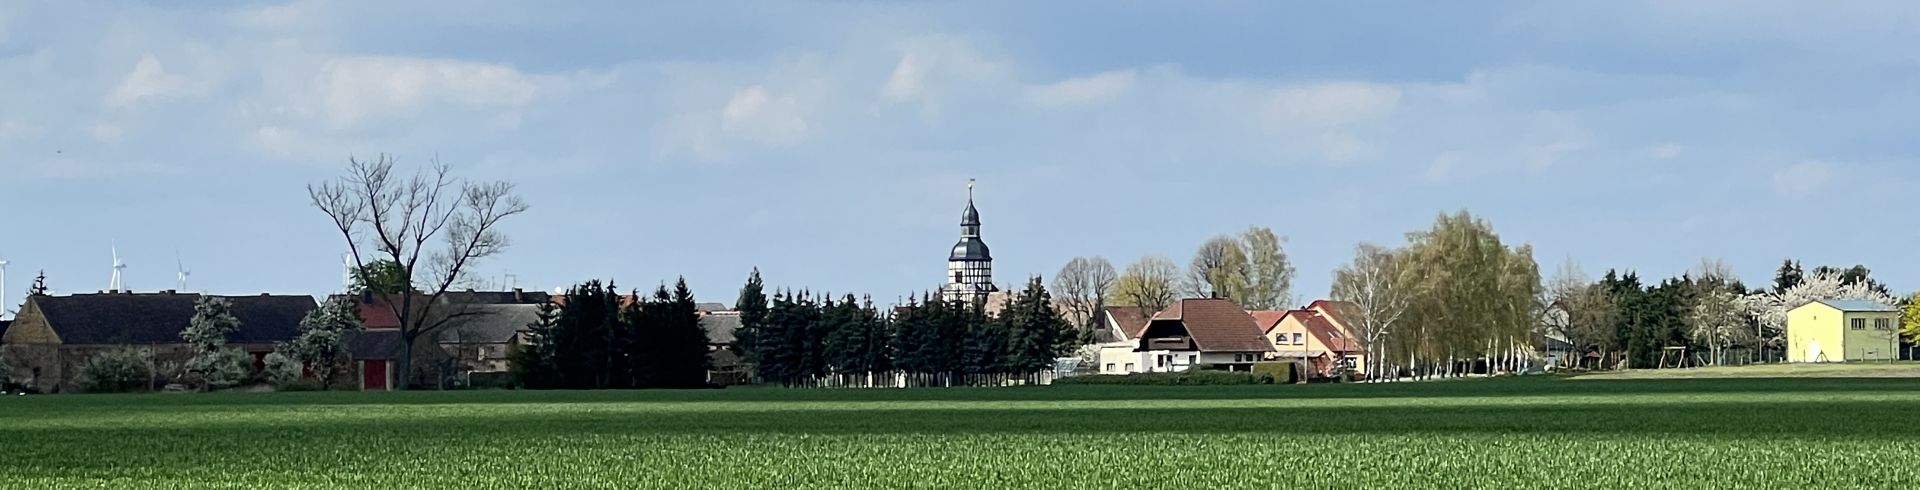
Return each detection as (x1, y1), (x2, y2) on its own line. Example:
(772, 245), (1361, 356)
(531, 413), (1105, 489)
(512, 279), (711, 389)
(731, 270), (1078, 387)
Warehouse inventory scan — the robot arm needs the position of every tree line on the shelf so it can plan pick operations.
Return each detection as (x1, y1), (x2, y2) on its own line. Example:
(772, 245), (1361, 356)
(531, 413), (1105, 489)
(731, 270), (1078, 387)
(511, 279), (712, 389)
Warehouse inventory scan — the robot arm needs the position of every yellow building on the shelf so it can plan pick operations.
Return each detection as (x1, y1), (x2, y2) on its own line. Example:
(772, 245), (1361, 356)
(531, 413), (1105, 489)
(1787, 299), (1901, 363)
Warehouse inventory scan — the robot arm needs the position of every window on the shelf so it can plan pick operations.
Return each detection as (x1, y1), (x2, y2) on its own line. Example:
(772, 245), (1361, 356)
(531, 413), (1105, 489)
(1275, 336), (1286, 346)
(1852, 318), (1867, 331)
(953, 271), (963, 283)
(1876, 318), (1892, 331)
(1293, 333), (1303, 344)
(1105, 363), (1115, 372)
(1187, 355), (1197, 365)
(1157, 356), (1167, 367)
(1124, 363), (1135, 372)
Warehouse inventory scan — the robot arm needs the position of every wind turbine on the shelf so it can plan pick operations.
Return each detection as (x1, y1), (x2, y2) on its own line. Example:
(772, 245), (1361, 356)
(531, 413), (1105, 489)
(175, 251), (191, 292)
(109, 243), (127, 292)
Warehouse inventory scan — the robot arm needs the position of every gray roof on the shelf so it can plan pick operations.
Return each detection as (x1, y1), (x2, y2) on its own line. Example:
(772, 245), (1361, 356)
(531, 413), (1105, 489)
(961, 199), (981, 226)
(701, 313), (741, 344)
(949, 237), (992, 261)
(695, 302), (731, 313)
(27, 293), (315, 345)
(437, 304), (544, 344)
(1811, 299), (1899, 312)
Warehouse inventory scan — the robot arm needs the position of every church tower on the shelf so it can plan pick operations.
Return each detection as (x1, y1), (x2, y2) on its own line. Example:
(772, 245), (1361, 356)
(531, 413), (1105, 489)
(942, 179), (995, 303)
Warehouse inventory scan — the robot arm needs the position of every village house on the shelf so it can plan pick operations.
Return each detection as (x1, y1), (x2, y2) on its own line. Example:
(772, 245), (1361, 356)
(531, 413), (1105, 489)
(342, 289), (552, 390)
(0, 291), (315, 392)
(1094, 306), (1153, 374)
(1788, 299), (1902, 363)
(1133, 298), (1273, 372)
(1254, 304), (1364, 378)
(700, 310), (746, 385)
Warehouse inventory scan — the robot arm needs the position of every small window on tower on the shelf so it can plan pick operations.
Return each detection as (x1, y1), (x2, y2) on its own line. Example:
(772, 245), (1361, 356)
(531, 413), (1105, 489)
(954, 271), (963, 283)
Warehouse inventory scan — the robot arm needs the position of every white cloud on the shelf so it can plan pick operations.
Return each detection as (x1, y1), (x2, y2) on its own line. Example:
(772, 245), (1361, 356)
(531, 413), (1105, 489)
(881, 54), (922, 102)
(1650, 143), (1683, 160)
(312, 56), (540, 128)
(1266, 82), (1401, 127)
(89, 123), (124, 144)
(1773, 160), (1834, 198)
(1024, 70), (1137, 108)
(106, 54), (192, 108)
(720, 85), (809, 145)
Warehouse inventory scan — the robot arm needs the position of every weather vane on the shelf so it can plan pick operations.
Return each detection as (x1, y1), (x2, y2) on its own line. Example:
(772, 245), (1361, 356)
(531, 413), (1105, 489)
(968, 178), (975, 198)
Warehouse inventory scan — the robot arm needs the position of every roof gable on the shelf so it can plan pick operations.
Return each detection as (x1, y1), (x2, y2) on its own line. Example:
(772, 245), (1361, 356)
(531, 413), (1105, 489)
(1141, 299), (1272, 353)
(1101, 306), (1153, 341)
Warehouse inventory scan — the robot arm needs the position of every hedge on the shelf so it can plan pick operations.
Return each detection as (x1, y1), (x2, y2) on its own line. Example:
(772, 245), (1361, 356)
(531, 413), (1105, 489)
(1054, 371), (1274, 386)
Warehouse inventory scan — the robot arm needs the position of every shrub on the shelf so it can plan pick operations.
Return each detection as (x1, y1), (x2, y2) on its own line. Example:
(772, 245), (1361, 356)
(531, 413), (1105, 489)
(187, 348), (253, 390)
(1054, 371), (1274, 386)
(263, 351), (304, 389)
(77, 349), (154, 393)
(1251, 362), (1301, 384)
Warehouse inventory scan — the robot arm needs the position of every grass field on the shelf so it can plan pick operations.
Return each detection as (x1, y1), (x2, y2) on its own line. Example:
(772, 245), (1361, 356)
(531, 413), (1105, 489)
(5, 376), (1920, 489)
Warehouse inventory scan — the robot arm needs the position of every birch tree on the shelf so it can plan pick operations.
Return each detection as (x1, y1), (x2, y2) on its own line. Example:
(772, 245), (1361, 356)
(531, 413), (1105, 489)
(1687, 287), (1749, 365)
(1329, 242), (1407, 381)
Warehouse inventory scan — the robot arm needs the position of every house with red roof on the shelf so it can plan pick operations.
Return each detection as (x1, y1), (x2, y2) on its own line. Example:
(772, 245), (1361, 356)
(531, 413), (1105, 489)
(1254, 307), (1365, 378)
(1093, 306), (1154, 374)
(1131, 298), (1273, 372)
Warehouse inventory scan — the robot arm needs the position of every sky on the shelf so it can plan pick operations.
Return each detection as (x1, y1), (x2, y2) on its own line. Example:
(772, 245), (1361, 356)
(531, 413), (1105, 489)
(2, 1), (1919, 310)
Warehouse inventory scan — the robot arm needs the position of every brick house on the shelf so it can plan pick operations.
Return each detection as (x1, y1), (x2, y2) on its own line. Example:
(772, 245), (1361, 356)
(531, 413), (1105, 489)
(1254, 306), (1364, 378)
(0, 291), (315, 392)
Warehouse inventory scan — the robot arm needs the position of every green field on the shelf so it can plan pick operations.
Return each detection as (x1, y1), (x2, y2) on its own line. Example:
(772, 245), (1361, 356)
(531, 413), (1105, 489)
(5, 376), (1920, 489)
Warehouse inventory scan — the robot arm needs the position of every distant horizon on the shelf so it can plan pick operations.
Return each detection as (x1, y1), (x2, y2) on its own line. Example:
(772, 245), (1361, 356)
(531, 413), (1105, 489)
(2, 2), (1916, 310)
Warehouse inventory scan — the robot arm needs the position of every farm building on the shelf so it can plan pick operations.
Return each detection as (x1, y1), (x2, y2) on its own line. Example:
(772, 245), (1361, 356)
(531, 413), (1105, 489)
(0, 291), (315, 392)
(1133, 298), (1272, 372)
(1788, 299), (1901, 362)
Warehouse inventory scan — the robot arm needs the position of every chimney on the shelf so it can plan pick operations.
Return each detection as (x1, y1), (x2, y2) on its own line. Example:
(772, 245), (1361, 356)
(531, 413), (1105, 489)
(360, 290), (372, 304)
(163, 289), (175, 295)
(513, 288), (524, 302)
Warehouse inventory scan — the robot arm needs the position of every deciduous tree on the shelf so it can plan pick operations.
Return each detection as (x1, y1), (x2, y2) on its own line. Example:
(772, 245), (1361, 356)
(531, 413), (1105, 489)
(1241, 226), (1296, 310)
(309, 155), (528, 389)
(1113, 256), (1179, 313)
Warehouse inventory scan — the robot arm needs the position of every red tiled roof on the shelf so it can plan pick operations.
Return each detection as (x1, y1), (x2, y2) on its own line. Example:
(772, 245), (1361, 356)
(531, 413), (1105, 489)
(1249, 310), (1289, 332)
(1143, 298), (1273, 353)
(1102, 306), (1154, 340)
(1296, 310), (1362, 353)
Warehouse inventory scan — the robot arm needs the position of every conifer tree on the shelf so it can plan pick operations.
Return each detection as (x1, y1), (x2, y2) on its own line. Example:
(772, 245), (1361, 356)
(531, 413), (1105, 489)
(732, 269), (769, 377)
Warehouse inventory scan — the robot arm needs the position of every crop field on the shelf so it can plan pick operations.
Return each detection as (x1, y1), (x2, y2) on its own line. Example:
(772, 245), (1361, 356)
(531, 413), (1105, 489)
(3, 376), (1920, 489)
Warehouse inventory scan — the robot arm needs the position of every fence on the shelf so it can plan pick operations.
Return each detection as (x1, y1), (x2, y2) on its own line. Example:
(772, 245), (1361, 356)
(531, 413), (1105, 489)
(779, 370), (1058, 389)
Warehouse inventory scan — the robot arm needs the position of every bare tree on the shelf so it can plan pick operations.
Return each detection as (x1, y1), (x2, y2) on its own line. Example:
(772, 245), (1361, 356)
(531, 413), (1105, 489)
(1329, 242), (1407, 381)
(1114, 256), (1179, 314)
(309, 155), (528, 389)
(1051, 256), (1116, 331)
(1185, 235), (1249, 301)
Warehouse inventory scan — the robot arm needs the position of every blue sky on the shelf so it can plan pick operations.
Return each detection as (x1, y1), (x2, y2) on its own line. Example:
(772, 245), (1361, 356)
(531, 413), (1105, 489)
(2, 1), (1918, 307)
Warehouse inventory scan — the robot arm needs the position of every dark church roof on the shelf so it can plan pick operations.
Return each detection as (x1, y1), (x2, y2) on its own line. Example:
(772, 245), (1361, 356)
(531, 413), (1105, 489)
(950, 237), (992, 261)
(28, 293), (316, 345)
(961, 199), (981, 226)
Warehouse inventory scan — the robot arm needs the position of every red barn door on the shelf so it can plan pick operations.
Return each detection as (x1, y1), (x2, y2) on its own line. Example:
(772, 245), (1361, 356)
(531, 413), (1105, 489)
(362, 360), (389, 391)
